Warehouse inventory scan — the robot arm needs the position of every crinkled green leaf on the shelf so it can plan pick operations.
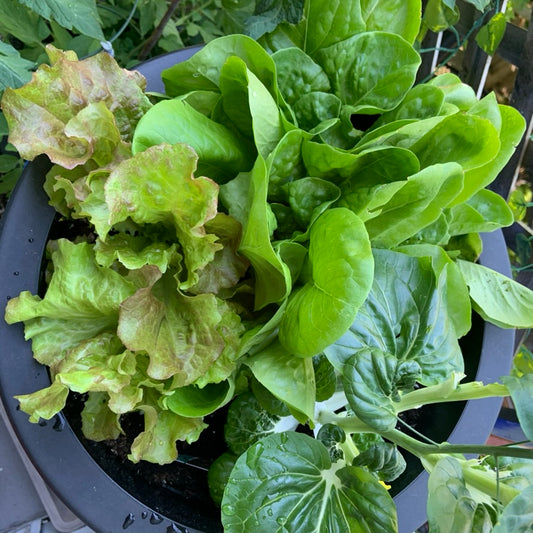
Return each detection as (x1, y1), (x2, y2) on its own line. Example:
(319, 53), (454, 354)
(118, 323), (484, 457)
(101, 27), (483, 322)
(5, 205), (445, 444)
(279, 208), (373, 357)
(94, 233), (180, 273)
(15, 381), (70, 423)
(221, 432), (397, 533)
(272, 47), (330, 106)
(128, 401), (206, 464)
(315, 32), (421, 113)
(105, 143), (221, 290)
(5, 239), (135, 367)
(81, 392), (123, 441)
(343, 348), (421, 432)
(457, 260), (533, 329)
(352, 441), (407, 482)
(2, 46), (150, 168)
(326, 249), (463, 385)
(286, 177), (340, 230)
(223, 392), (297, 455)
(191, 213), (249, 295)
(118, 271), (243, 385)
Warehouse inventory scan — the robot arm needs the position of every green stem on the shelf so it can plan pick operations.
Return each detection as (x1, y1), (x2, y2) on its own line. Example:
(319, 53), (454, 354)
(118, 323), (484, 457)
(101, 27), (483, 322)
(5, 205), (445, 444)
(397, 381), (508, 412)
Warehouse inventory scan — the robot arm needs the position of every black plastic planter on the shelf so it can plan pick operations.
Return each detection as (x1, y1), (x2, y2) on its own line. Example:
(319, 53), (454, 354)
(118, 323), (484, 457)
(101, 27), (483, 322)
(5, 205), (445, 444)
(0, 48), (516, 533)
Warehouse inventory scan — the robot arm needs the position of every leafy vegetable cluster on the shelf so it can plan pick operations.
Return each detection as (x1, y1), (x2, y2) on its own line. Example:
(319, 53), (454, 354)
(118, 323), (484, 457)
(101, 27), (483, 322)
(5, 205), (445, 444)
(3, 1), (533, 531)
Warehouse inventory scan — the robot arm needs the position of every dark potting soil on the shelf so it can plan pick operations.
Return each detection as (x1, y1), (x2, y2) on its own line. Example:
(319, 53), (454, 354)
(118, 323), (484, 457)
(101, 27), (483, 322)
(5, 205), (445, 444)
(62, 392), (225, 532)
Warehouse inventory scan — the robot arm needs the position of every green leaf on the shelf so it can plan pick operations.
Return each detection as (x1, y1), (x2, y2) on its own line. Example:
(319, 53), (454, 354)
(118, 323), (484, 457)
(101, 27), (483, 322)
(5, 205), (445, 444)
(326, 249), (463, 385)
(118, 271), (243, 385)
(427, 456), (495, 533)
(17, 0), (104, 40)
(361, 0), (422, 44)
(5, 239), (135, 367)
(423, 0), (460, 31)
(220, 157), (291, 309)
(315, 31), (421, 113)
(492, 485), (533, 533)
(0, 0), (49, 44)
(313, 354), (336, 402)
(476, 13), (507, 56)
(132, 97), (254, 181)
(80, 392), (122, 441)
(343, 348), (421, 432)
(373, 83), (445, 128)
(162, 34), (278, 99)
(164, 379), (235, 418)
(396, 244), (471, 337)
(245, 340), (316, 422)
(223, 392), (297, 455)
(501, 375), (533, 443)
(447, 189), (514, 236)
(428, 73), (477, 111)
(0, 40), (35, 91)
(246, 0), (305, 39)
(221, 432), (397, 532)
(455, 104), (526, 203)
(364, 163), (464, 247)
(279, 208), (374, 357)
(128, 402), (206, 464)
(105, 143), (221, 290)
(457, 260), (533, 329)
(352, 441), (407, 482)
(208, 451), (239, 507)
(219, 56), (286, 159)
(297, 0), (366, 54)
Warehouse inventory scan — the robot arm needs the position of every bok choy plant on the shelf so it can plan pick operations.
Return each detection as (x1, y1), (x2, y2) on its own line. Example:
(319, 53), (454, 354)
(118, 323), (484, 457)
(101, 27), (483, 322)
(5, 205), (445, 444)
(3, 0), (533, 530)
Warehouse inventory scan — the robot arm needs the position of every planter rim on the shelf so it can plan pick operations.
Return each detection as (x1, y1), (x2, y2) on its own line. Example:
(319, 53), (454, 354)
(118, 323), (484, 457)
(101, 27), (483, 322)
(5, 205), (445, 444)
(0, 48), (516, 533)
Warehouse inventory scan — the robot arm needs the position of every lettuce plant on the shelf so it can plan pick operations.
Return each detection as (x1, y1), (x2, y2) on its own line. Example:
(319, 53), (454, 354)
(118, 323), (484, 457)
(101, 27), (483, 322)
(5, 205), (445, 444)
(3, 1), (533, 531)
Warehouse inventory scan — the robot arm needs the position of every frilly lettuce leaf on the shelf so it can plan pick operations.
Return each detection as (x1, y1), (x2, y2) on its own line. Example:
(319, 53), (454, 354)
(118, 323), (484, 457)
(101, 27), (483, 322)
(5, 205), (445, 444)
(5, 239), (136, 367)
(105, 143), (221, 290)
(1, 45), (151, 168)
(128, 394), (207, 464)
(117, 270), (244, 385)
